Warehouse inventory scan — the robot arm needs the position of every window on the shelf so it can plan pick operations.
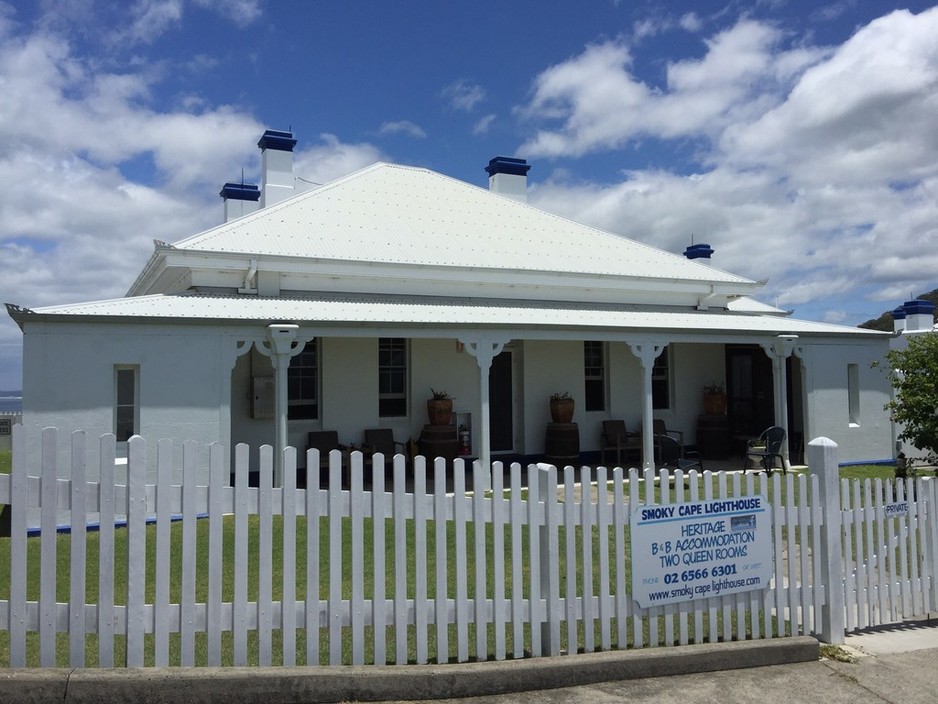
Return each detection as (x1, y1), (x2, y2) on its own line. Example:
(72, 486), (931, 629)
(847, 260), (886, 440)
(584, 341), (606, 412)
(847, 363), (860, 426)
(288, 342), (319, 420)
(652, 348), (670, 410)
(379, 338), (408, 417)
(115, 365), (138, 441)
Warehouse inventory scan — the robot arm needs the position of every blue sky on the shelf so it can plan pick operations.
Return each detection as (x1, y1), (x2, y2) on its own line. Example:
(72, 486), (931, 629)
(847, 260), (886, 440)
(1, 0), (937, 389)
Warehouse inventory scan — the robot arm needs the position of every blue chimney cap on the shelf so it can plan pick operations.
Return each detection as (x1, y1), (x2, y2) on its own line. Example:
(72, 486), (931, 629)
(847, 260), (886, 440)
(684, 243), (714, 260)
(892, 307), (907, 320)
(903, 299), (935, 315)
(219, 182), (261, 201)
(257, 129), (297, 152)
(485, 156), (531, 177)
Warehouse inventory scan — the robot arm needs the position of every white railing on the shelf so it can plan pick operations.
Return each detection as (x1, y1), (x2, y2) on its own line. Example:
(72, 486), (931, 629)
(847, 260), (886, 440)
(0, 427), (936, 668)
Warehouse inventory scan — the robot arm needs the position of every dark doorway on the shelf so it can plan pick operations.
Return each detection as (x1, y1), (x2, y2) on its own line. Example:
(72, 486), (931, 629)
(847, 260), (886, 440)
(489, 351), (513, 452)
(726, 345), (775, 438)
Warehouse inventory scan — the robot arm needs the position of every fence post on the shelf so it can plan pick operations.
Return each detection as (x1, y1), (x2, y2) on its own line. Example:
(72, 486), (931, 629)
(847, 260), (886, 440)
(810, 436), (845, 644)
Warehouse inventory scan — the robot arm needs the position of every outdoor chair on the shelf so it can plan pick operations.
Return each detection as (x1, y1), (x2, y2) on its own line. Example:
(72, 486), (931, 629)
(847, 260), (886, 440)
(363, 428), (408, 471)
(745, 426), (787, 474)
(655, 434), (703, 471)
(652, 418), (684, 462)
(600, 420), (641, 468)
(306, 430), (346, 477)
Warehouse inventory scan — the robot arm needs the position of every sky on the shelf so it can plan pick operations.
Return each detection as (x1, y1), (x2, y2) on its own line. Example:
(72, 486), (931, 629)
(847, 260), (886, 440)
(1, 0), (937, 390)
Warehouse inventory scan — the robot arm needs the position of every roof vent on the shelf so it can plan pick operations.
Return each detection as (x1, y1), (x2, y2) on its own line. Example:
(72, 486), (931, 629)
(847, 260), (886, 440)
(219, 182), (261, 223)
(684, 243), (714, 260)
(891, 306), (907, 333)
(485, 156), (530, 202)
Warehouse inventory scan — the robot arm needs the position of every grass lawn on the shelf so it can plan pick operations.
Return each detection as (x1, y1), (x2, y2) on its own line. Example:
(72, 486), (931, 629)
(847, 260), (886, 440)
(0, 450), (9, 474)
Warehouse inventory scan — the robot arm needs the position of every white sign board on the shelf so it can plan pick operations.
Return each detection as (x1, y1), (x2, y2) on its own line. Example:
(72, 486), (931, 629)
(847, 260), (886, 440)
(884, 501), (908, 518)
(630, 496), (773, 608)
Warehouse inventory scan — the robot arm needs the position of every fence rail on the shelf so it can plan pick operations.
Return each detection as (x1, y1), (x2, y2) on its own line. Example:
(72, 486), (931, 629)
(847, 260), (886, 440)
(1, 427), (936, 668)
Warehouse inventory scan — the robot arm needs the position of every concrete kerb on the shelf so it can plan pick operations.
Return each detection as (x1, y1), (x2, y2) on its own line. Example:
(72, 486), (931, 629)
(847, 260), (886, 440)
(0, 636), (819, 704)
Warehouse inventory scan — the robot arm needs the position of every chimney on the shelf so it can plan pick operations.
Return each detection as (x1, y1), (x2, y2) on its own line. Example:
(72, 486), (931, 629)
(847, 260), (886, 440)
(485, 156), (530, 202)
(219, 182), (261, 223)
(902, 299), (935, 332)
(891, 306), (906, 333)
(258, 129), (297, 208)
(684, 243), (714, 261)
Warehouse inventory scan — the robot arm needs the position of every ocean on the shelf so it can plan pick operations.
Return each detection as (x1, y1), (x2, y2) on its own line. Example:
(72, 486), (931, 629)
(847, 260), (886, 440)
(0, 391), (23, 414)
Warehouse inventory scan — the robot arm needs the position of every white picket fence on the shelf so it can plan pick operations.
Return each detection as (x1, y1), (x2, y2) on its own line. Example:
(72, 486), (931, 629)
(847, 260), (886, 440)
(1, 427), (936, 668)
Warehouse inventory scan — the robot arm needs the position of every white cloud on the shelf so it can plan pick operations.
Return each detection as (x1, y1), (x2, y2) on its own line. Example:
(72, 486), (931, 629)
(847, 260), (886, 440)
(125, 0), (184, 45)
(193, 0), (261, 27)
(521, 8), (938, 324)
(679, 12), (703, 32)
(293, 134), (384, 187)
(0, 9), (377, 388)
(378, 120), (427, 139)
(472, 113), (496, 136)
(441, 79), (486, 112)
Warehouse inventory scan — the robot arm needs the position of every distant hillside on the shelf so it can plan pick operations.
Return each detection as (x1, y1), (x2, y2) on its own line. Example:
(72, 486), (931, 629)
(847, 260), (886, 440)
(859, 287), (938, 331)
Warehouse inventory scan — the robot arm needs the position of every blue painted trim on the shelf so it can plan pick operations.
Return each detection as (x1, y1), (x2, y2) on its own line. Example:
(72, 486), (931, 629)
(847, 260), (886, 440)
(684, 243), (714, 260)
(257, 129), (297, 152)
(485, 156), (531, 177)
(838, 459), (895, 467)
(892, 307), (907, 320)
(219, 182), (261, 201)
(903, 299), (935, 315)
(30, 512), (210, 537)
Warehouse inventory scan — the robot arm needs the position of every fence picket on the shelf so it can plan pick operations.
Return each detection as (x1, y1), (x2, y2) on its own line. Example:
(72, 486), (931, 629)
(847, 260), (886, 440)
(305, 447), (321, 666)
(453, 463), (469, 662)
(180, 440), (198, 666)
(509, 463), (524, 659)
(579, 465), (594, 652)
(372, 454), (387, 666)
(39, 427), (57, 667)
(414, 455), (428, 664)
(207, 442), (226, 666)
(612, 467), (628, 650)
(154, 439), (173, 666)
(596, 466), (611, 651)
(393, 455), (408, 665)
(125, 436), (147, 667)
(350, 452), (365, 666)
(97, 434), (116, 667)
(492, 461), (506, 661)
(526, 464), (541, 658)
(563, 467), (577, 657)
(472, 462), (487, 660)
(8, 424), (27, 667)
(431, 457), (446, 664)
(68, 431), (87, 667)
(233, 444), (249, 666)
(258, 445), (274, 666)
(281, 447), (298, 666)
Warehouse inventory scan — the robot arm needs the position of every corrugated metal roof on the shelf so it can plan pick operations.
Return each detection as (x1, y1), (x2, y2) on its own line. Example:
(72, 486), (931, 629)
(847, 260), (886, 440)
(18, 293), (886, 338)
(173, 163), (752, 285)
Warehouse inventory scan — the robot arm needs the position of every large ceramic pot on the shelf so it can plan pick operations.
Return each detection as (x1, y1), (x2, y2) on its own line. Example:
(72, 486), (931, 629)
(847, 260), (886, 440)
(427, 397), (454, 426)
(703, 393), (727, 415)
(549, 397), (575, 424)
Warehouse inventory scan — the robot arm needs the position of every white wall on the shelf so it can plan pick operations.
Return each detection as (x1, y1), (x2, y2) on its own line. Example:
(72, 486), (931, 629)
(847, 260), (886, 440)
(802, 341), (893, 463)
(21, 321), (232, 482)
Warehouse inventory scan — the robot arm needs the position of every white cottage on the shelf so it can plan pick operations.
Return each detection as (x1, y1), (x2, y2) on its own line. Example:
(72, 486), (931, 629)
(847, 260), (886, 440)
(6, 130), (895, 483)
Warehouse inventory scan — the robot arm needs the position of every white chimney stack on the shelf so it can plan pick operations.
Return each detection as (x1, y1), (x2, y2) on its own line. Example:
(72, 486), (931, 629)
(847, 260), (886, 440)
(219, 182), (260, 223)
(485, 156), (530, 202)
(258, 129), (297, 208)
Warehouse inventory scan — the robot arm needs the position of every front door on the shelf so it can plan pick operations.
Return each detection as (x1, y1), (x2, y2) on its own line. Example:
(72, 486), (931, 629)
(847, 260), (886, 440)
(489, 350), (513, 452)
(726, 345), (775, 437)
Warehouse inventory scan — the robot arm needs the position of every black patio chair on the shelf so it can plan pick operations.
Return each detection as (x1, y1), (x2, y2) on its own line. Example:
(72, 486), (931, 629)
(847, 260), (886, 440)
(745, 426), (787, 474)
(655, 434), (703, 471)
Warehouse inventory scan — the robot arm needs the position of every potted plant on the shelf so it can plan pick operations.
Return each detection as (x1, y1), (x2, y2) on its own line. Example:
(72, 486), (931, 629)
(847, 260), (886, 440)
(703, 382), (727, 415)
(427, 388), (454, 426)
(549, 391), (575, 423)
